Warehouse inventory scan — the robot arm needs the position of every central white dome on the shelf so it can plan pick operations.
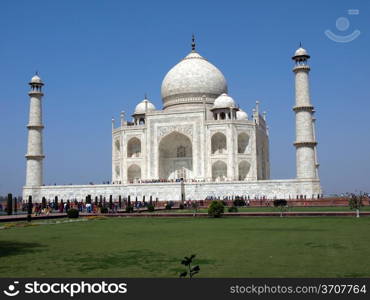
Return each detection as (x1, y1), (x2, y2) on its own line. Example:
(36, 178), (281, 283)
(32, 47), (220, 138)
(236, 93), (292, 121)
(161, 51), (228, 109)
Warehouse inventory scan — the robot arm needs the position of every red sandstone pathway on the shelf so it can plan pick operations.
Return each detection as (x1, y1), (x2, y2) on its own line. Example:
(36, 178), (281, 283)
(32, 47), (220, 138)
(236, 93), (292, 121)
(1, 211), (369, 222)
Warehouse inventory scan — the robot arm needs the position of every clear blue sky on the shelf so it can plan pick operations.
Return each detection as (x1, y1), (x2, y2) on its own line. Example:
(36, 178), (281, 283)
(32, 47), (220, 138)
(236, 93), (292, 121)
(1, 0), (369, 196)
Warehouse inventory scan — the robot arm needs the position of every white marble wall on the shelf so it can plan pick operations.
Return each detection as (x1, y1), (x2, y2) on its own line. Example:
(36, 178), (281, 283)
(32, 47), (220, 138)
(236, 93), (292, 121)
(23, 179), (322, 202)
(294, 65), (317, 179)
(294, 70), (311, 106)
(25, 91), (44, 187)
(28, 95), (43, 126)
(112, 108), (267, 184)
(25, 159), (43, 187)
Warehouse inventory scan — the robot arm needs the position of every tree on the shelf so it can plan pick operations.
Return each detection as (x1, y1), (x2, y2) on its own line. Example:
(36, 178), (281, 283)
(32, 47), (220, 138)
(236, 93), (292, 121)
(273, 199), (288, 217)
(233, 198), (245, 207)
(54, 196), (58, 209)
(208, 200), (224, 218)
(179, 254), (200, 278)
(126, 198), (134, 213)
(349, 193), (364, 218)
(27, 196), (33, 222)
(7, 193), (12, 215)
(13, 197), (17, 213)
(191, 201), (199, 217)
(42, 197), (46, 209)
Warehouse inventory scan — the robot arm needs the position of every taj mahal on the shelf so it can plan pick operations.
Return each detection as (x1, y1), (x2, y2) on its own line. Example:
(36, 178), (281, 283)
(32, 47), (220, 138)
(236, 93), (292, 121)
(23, 37), (322, 202)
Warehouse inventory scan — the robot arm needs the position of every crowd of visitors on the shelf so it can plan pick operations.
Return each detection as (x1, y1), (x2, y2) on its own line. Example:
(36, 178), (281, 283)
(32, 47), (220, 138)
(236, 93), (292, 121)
(5, 193), (368, 217)
(13, 194), (278, 216)
(126, 178), (207, 184)
(20, 197), (162, 216)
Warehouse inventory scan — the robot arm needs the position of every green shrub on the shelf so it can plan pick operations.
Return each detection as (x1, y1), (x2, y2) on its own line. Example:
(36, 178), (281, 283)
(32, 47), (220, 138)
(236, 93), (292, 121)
(179, 254), (200, 278)
(349, 194), (363, 210)
(100, 207), (108, 213)
(208, 200), (224, 218)
(125, 205), (134, 213)
(228, 206), (238, 212)
(273, 199), (288, 217)
(165, 203), (172, 210)
(67, 208), (79, 218)
(7, 194), (13, 215)
(147, 204), (155, 212)
(273, 199), (287, 207)
(233, 199), (245, 207)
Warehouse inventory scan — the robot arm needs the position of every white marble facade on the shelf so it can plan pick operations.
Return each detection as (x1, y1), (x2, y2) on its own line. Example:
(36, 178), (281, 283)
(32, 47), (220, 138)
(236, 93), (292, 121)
(23, 43), (322, 202)
(111, 48), (270, 185)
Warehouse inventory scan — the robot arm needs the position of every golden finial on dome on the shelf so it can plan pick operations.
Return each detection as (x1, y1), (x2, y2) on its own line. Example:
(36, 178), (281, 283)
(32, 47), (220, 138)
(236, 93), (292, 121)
(191, 34), (195, 52)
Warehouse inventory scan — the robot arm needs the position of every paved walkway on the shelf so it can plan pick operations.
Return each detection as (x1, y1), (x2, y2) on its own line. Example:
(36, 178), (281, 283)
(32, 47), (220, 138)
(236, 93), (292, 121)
(1, 211), (369, 222)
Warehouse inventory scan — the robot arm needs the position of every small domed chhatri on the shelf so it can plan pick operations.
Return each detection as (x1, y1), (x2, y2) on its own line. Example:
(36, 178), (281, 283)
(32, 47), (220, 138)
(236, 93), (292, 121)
(213, 93), (235, 109)
(236, 109), (248, 120)
(134, 98), (156, 115)
(30, 74), (42, 84)
(292, 43), (310, 61)
(294, 47), (308, 57)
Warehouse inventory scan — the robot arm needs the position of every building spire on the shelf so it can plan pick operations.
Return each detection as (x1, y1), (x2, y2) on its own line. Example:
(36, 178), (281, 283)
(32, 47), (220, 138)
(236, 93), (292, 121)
(25, 73), (45, 190)
(191, 34), (196, 52)
(292, 44), (318, 180)
(120, 111), (125, 127)
(299, 41), (302, 48)
(111, 117), (115, 130)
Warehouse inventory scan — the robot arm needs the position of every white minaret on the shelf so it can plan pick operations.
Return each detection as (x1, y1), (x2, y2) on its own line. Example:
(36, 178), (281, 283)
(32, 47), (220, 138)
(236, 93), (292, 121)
(292, 46), (318, 179)
(25, 73), (45, 187)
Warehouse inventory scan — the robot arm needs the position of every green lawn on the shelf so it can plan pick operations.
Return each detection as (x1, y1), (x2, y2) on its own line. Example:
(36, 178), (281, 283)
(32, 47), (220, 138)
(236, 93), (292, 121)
(0, 217), (369, 277)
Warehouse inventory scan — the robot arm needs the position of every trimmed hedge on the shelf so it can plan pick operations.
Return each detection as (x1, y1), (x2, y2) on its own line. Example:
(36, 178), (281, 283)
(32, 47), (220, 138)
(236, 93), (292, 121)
(125, 205), (134, 213)
(100, 207), (108, 213)
(67, 209), (79, 218)
(273, 199), (287, 207)
(233, 199), (245, 207)
(228, 206), (238, 212)
(165, 203), (172, 210)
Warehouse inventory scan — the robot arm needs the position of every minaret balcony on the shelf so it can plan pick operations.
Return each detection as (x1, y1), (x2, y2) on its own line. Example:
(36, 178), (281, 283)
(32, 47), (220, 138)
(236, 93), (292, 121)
(293, 105), (314, 112)
(27, 124), (44, 129)
(293, 65), (310, 73)
(293, 141), (317, 147)
(28, 91), (44, 96)
(25, 154), (45, 159)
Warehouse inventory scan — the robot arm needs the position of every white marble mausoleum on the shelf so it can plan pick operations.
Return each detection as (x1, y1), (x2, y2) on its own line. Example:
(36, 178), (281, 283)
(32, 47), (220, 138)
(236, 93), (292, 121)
(23, 38), (322, 202)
